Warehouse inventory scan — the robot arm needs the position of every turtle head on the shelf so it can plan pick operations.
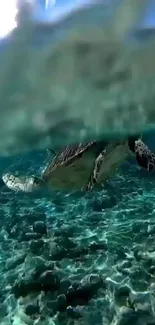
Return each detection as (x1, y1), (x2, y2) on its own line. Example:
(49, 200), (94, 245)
(2, 173), (15, 185)
(2, 173), (44, 192)
(2, 173), (19, 191)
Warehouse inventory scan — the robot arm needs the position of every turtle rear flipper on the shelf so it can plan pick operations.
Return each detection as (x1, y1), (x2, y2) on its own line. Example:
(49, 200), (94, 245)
(134, 139), (155, 171)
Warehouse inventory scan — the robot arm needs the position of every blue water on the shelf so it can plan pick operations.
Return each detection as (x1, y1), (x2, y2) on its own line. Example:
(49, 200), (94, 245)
(36, 0), (155, 27)
(0, 133), (155, 324)
(0, 1), (155, 325)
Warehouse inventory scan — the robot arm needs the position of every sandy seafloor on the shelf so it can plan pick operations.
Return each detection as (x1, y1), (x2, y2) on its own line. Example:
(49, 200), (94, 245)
(1, 149), (155, 325)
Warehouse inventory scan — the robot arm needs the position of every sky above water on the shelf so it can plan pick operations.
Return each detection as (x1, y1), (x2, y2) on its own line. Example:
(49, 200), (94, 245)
(140, 0), (155, 27)
(0, 0), (154, 39)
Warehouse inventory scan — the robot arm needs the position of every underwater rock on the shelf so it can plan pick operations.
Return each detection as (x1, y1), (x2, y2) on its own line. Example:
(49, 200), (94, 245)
(20, 232), (43, 241)
(129, 290), (154, 313)
(56, 294), (67, 312)
(148, 265), (155, 275)
(67, 306), (83, 319)
(0, 303), (8, 321)
(27, 211), (46, 223)
(12, 256), (60, 298)
(4, 294), (17, 314)
(89, 198), (106, 212)
(67, 241), (107, 259)
(46, 237), (107, 261)
(80, 274), (102, 287)
(24, 256), (55, 283)
(130, 265), (151, 287)
(88, 212), (104, 224)
(30, 239), (45, 253)
(5, 253), (26, 271)
(12, 268), (60, 297)
(33, 221), (47, 236)
(39, 270), (60, 290)
(55, 237), (77, 250)
(112, 306), (155, 325)
(68, 246), (89, 259)
(86, 307), (106, 325)
(56, 311), (68, 324)
(90, 195), (117, 212)
(50, 246), (68, 260)
(24, 255), (48, 273)
(89, 241), (107, 252)
(5, 222), (23, 239)
(114, 285), (131, 306)
(54, 226), (76, 238)
(12, 306), (36, 325)
(147, 224), (155, 235)
(25, 303), (40, 316)
(133, 247), (142, 262)
(59, 279), (72, 294)
(66, 275), (104, 306)
(12, 279), (29, 298)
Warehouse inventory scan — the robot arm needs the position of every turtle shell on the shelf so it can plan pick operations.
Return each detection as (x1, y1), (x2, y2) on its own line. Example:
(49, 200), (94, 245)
(42, 141), (102, 190)
(96, 141), (130, 184)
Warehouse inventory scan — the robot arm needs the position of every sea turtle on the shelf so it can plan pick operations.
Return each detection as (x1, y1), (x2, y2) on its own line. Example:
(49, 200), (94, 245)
(2, 136), (155, 193)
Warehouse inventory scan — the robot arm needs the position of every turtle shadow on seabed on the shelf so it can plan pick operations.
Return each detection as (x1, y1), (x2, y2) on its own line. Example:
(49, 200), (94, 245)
(0, 175), (115, 210)
(0, 179), (83, 205)
(0, 185), (52, 199)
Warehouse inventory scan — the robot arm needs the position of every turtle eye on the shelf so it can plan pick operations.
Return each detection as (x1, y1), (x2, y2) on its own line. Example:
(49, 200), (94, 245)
(33, 177), (43, 186)
(33, 177), (40, 185)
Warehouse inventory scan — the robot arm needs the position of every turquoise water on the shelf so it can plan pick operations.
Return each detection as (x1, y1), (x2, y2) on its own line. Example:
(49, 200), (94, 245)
(1, 135), (155, 324)
(1, 2), (155, 324)
(2, 1), (155, 156)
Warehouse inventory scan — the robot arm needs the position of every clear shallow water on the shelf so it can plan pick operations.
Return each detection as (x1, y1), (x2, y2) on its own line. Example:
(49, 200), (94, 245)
(1, 0), (155, 155)
(1, 2), (155, 324)
(1, 135), (155, 324)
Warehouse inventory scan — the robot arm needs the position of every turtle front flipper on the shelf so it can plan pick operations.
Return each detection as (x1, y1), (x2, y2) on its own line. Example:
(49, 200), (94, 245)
(129, 138), (155, 171)
(85, 149), (106, 191)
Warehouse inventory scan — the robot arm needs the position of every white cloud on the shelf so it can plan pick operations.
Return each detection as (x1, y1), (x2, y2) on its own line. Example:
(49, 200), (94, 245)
(0, 0), (18, 38)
